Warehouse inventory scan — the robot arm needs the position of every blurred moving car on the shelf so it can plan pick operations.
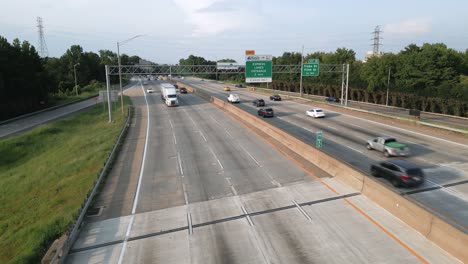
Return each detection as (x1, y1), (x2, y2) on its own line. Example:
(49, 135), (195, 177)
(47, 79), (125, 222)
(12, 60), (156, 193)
(174, 84), (179, 89)
(306, 108), (325, 118)
(227, 94), (240, 103)
(370, 160), (425, 187)
(179, 87), (188, 94)
(325, 97), (340, 102)
(235, 84), (246, 88)
(270, 94), (282, 101)
(146, 87), (154, 93)
(258, 108), (274, 117)
(253, 99), (265, 107)
(223, 87), (231, 91)
(366, 136), (410, 157)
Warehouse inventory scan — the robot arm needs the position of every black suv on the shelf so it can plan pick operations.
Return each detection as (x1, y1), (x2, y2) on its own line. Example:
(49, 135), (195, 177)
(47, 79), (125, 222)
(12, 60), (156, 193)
(258, 108), (274, 118)
(253, 99), (265, 107)
(235, 84), (246, 88)
(370, 160), (425, 187)
(179, 87), (188, 94)
(270, 94), (281, 101)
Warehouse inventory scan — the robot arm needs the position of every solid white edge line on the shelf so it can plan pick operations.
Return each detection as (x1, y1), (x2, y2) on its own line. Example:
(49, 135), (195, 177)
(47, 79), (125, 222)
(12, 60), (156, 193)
(117, 81), (150, 264)
(345, 145), (364, 154)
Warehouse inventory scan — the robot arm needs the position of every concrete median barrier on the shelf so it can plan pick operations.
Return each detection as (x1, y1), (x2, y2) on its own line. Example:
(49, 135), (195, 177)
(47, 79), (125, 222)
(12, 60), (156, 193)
(182, 83), (468, 262)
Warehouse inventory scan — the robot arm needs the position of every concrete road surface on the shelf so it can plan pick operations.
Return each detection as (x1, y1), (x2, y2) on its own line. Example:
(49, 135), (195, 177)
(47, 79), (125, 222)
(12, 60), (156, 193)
(67, 81), (461, 263)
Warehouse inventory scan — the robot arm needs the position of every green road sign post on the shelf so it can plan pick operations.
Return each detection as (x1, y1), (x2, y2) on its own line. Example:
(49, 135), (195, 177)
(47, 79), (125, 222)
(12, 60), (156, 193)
(245, 55), (272, 83)
(303, 58), (320, 77)
(316, 130), (323, 148)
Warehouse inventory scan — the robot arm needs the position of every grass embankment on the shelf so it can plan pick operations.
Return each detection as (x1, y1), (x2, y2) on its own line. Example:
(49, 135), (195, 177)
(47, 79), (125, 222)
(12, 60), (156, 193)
(0, 96), (131, 264)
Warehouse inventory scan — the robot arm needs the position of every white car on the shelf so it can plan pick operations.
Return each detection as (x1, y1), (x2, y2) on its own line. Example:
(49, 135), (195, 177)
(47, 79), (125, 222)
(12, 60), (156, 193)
(147, 87), (154, 93)
(227, 94), (240, 103)
(306, 108), (325, 118)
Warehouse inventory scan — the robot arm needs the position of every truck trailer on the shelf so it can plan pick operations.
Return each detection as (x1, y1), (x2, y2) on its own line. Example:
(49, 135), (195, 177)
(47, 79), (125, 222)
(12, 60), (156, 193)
(160, 83), (179, 106)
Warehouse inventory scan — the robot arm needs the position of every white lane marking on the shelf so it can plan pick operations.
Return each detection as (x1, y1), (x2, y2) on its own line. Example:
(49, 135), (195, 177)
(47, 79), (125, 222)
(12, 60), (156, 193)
(241, 206), (254, 226)
(182, 182), (189, 205)
(183, 108), (197, 126)
(328, 126), (338, 130)
(199, 131), (208, 142)
(425, 179), (468, 202)
(187, 213), (193, 235)
(208, 146), (224, 169)
(346, 145), (364, 154)
(177, 152), (184, 175)
(169, 119), (174, 129)
(117, 215), (135, 264)
(118, 80), (150, 264)
(292, 200), (312, 221)
(173, 132), (177, 145)
(238, 144), (260, 166)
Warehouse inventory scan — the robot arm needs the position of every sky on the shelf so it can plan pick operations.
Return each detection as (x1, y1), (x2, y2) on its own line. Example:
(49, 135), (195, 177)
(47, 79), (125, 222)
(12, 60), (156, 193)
(1, 0), (468, 64)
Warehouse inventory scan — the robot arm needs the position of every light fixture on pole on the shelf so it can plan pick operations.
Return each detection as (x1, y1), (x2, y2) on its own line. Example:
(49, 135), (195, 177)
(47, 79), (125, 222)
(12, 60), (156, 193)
(117, 35), (144, 114)
(74, 63), (80, 96)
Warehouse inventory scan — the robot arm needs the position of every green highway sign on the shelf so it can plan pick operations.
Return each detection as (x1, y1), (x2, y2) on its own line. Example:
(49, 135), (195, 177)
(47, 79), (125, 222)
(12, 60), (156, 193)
(245, 55), (272, 83)
(316, 130), (323, 148)
(303, 58), (320, 77)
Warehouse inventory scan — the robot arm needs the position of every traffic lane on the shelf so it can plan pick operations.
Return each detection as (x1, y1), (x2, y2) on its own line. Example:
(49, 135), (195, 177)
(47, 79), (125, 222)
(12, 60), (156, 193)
(346, 100), (468, 129)
(177, 93), (311, 195)
(227, 88), (468, 176)
(186, 80), (468, 227)
(135, 87), (186, 213)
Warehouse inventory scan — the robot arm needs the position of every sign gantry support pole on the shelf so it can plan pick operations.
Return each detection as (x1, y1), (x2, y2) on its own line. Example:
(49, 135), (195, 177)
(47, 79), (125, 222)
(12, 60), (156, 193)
(299, 45), (304, 98)
(341, 64), (345, 105)
(345, 64), (350, 106)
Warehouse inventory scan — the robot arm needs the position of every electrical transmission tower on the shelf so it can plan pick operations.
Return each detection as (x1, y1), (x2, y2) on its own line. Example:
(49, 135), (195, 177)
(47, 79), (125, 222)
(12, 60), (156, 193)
(371, 25), (383, 56)
(37, 17), (49, 57)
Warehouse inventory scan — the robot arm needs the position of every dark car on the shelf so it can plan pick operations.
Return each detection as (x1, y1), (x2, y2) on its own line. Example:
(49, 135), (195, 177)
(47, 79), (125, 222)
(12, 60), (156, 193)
(235, 84), (246, 88)
(253, 99), (265, 107)
(174, 84), (179, 89)
(370, 160), (425, 187)
(258, 108), (274, 118)
(179, 87), (188, 94)
(270, 94), (282, 101)
(325, 96), (340, 102)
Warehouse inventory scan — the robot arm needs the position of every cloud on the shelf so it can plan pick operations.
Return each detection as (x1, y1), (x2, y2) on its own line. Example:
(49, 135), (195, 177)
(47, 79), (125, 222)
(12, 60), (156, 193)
(173, 0), (262, 36)
(384, 18), (431, 35)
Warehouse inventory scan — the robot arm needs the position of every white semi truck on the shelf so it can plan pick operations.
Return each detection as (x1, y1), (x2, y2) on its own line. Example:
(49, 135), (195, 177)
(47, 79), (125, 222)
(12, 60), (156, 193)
(160, 83), (179, 106)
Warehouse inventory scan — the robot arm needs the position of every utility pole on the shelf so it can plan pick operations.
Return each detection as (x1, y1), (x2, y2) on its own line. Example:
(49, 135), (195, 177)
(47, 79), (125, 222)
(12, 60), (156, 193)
(117, 35), (143, 114)
(340, 64), (345, 105)
(345, 64), (350, 106)
(299, 45), (304, 97)
(37, 17), (49, 58)
(386, 68), (391, 106)
(105, 65), (113, 123)
(74, 63), (80, 96)
(371, 26), (383, 56)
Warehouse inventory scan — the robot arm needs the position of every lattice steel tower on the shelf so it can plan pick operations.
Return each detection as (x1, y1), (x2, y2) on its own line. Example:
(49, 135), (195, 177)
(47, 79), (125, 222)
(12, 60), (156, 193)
(371, 25), (383, 56)
(37, 17), (49, 57)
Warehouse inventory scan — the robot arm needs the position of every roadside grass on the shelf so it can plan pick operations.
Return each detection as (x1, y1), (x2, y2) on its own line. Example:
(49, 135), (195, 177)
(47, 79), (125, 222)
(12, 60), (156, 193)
(0, 96), (131, 264)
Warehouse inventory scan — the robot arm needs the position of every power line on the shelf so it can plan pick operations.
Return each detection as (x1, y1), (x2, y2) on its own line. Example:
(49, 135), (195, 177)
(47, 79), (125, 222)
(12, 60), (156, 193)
(370, 25), (383, 56)
(37, 17), (49, 57)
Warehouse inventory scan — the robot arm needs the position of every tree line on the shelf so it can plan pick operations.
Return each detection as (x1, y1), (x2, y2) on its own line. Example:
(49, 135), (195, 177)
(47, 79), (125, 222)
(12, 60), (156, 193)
(0, 36), (142, 120)
(179, 43), (468, 117)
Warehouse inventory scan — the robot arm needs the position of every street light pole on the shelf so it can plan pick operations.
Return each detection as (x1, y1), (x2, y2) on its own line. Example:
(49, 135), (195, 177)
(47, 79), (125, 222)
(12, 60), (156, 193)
(299, 45), (304, 98)
(117, 35), (144, 114)
(74, 63), (80, 96)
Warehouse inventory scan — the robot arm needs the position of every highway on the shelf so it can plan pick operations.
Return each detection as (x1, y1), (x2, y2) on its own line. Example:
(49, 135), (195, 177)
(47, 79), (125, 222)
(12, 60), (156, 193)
(250, 87), (468, 130)
(0, 97), (99, 138)
(66, 80), (460, 263)
(179, 78), (468, 230)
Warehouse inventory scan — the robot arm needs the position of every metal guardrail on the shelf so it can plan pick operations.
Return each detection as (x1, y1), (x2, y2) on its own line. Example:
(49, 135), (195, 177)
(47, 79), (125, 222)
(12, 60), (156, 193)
(48, 106), (133, 263)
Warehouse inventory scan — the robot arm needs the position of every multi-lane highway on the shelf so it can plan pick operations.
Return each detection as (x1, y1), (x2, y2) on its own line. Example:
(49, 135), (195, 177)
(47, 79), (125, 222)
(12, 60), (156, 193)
(180, 78), (468, 230)
(66, 80), (461, 263)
